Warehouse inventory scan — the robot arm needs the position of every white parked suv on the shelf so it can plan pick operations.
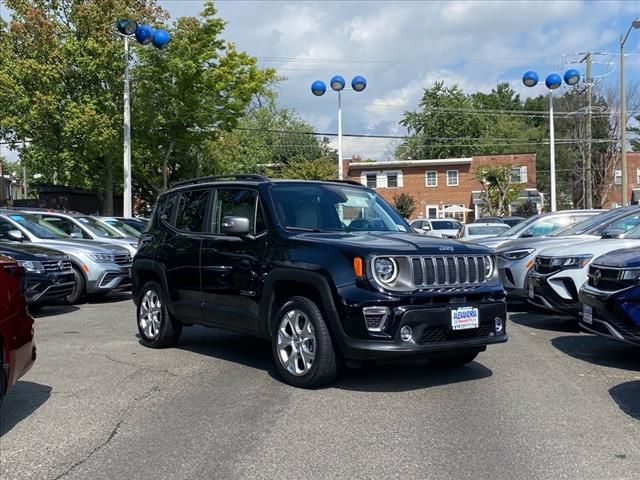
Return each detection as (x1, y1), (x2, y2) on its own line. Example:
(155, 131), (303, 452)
(527, 224), (640, 315)
(410, 219), (462, 238)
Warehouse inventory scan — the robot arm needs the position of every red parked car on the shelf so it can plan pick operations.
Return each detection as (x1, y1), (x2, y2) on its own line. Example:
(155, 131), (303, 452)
(0, 254), (36, 409)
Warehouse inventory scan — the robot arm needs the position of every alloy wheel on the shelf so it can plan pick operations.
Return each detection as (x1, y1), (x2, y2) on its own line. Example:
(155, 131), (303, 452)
(139, 288), (162, 340)
(277, 309), (316, 376)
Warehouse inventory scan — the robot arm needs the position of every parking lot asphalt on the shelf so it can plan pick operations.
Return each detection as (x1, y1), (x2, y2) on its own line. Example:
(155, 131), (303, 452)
(1, 296), (639, 480)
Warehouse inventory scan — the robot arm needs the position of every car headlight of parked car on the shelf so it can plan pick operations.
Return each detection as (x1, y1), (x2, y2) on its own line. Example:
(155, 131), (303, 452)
(498, 248), (535, 261)
(89, 253), (116, 263)
(17, 260), (45, 273)
(484, 255), (495, 279)
(621, 268), (640, 282)
(373, 257), (398, 284)
(551, 255), (593, 269)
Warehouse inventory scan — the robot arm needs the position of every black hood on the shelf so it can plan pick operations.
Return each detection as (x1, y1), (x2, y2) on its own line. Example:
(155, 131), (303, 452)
(592, 247), (640, 268)
(0, 241), (66, 261)
(291, 231), (494, 255)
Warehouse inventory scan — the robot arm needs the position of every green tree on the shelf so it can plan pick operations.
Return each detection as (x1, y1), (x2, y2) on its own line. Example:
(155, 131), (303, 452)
(474, 164), (522, 216)
(131, 0), (276, 202)
(392, 192), (416, 219)
(0, 0), (275, 213)
(200, 100), (336, 178)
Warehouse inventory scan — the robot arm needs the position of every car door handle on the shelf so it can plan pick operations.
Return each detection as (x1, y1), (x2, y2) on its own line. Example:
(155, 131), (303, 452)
(203, 265), (232, 272)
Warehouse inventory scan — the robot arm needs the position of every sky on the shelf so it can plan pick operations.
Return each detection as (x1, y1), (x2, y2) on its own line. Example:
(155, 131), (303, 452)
(157, 0), (640, 161)
(2, 0), (640, 163)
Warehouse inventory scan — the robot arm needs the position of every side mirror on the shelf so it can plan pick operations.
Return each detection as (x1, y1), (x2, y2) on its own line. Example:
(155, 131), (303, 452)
(601, 228), (625, 239)
(7, 230), (23, 242)
(520, 232), (534, 238)
(221, 216), (251, 235)
(69, 232), (83, 239)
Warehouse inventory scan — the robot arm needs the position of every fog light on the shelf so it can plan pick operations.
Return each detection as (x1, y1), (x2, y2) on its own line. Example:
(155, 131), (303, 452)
(495, 317), (504, 334)
(400, 326), (413, 342)
(363, 306), (389, 332)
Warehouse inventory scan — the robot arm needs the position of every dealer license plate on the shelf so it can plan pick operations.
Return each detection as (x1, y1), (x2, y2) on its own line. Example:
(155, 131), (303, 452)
(528, 284), (534, 299)
(451, 307), (479, 330)
(583, 305), (593, 324)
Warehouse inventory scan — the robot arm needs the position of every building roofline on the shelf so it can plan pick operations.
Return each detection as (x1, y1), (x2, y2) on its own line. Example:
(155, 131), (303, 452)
(349, 158), (473, 169)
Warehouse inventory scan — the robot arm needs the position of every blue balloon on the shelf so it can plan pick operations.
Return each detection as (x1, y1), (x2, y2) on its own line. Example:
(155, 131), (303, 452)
(522, 71), (539, 88)
(116, 19), (137, 36)
(152, 29), (171, 49)
(311, 80), (326, 96)
(563, 69), (580, 86)
(135, 24), (155, 45)
(351, 75), (367, 92)
(330, 75), (346, 92)
(545, 73), (562, 90)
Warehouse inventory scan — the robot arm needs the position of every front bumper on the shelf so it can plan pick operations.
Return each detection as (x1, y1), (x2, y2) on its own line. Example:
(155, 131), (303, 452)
(333, 291), (508, 360)
(498, 256), (535, 299)
(26, 271), (75, 304)
(579, 283), (640, 346)
(527, 271), (580, 315)
(86, 264), (132, 294)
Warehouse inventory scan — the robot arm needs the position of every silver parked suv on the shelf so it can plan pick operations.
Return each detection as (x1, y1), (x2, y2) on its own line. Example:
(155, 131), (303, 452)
(18, 209), (138, 256)
(0, 210), (132, 303)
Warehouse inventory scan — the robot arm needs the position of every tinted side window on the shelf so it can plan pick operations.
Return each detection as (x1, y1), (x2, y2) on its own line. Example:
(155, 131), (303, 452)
(213, 189), (257, 234)
(0, 218), (16, 239)
(255, 199), (266, 234)
(175, 190), (209, 232)
(161, 193), (178, 224)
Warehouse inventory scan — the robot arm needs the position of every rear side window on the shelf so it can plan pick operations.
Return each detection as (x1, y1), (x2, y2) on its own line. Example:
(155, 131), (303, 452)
(174, 190), (210, 232)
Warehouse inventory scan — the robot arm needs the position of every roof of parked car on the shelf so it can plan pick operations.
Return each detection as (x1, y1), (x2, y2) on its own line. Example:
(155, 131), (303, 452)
(168, 175), (366, 191)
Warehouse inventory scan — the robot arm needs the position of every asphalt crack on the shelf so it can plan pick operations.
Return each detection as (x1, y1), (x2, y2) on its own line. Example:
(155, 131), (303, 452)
(50, 385), (160, 480)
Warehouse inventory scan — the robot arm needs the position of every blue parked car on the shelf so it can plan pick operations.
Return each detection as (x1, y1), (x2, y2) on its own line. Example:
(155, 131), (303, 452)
(579, 247), (640, 345)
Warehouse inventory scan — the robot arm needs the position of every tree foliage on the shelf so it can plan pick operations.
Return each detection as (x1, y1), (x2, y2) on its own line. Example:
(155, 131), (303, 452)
(392, 192), (416, 219)
(0, 0), (276, 213)
(474, 164), (522, 216)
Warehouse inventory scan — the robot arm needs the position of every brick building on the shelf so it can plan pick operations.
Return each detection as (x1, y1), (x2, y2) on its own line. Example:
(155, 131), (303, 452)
(344, 153), (540, 222)
(599, 152), (640, 208)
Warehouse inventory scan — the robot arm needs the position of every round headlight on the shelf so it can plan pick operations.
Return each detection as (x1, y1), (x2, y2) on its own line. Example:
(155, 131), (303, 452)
(484, 256), (494, 279)
(374, 257), (398, 284)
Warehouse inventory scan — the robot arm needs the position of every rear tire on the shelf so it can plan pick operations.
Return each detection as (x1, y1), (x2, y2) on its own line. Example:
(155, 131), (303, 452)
(429, 350), (480, 368)
(272, 296), (337, 388)
(137, 281), (182, 348)
(66, 265), (86, 305)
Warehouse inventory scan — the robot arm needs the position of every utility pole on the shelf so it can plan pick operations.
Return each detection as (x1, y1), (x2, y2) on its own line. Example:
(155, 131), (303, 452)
(581, 52), (593, 209)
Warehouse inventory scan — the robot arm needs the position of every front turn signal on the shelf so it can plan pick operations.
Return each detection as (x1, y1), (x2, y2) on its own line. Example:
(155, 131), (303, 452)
(353, 257), (364, 278)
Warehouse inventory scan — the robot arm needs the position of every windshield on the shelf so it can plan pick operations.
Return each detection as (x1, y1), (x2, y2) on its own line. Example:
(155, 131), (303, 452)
(9, 214), (68, 239)
(104, 219), (141, 237)
(556, 210), (640, 237)
(431, 220), (461, 230)
(76, 216), (126, 238)
(467, 225), (509, 236)
(497, 215), (539, 237)
(622, 224), (640, 239)
(270, 183), (410, 233)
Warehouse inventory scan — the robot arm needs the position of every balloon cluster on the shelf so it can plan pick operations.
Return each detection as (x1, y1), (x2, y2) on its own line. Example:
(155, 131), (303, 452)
(116, 19), (171, 49)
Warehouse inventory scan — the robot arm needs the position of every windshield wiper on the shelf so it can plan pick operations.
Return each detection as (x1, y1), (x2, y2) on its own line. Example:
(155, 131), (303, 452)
(285, 226), (324, 233)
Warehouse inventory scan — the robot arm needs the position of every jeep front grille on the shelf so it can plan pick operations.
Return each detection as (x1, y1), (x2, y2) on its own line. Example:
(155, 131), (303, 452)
(411, 256), (489, 288)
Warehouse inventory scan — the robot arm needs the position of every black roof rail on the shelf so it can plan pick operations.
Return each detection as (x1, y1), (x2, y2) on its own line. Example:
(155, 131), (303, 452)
(170, 174), (270, 189)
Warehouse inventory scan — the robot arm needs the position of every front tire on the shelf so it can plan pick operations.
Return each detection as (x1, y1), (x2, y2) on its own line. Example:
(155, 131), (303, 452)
(429, 350), (480, 368)
(137, 281), (182, 348)
(272, 296), (337, 388)
(66, 265), (86, 305)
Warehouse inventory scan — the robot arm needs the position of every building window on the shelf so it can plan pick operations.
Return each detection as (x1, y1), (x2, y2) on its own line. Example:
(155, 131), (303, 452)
(446, 170), (459, 187)
(615, 169), (622, 185)
(425, 170), (437, 187)
(426, 206), (438, 218)
(365, 173), (377, 189)
(511, 166), (527, 184)
(387, 173), (398, 188)
(636, 168), (640, 184)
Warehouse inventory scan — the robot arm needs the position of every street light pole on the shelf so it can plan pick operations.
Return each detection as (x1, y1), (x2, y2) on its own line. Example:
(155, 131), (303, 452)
(337, 90), (343, 180)
(123, 36), (132, 218)
(548, 90), (557, 212)
(115, 19), (171, 217)
(311, 75), (367, 180)
(620, 19), (640, 207)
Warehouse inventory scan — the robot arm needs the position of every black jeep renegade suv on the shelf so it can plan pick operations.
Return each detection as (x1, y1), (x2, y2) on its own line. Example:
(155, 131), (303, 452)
(132, 175), (507, 387)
